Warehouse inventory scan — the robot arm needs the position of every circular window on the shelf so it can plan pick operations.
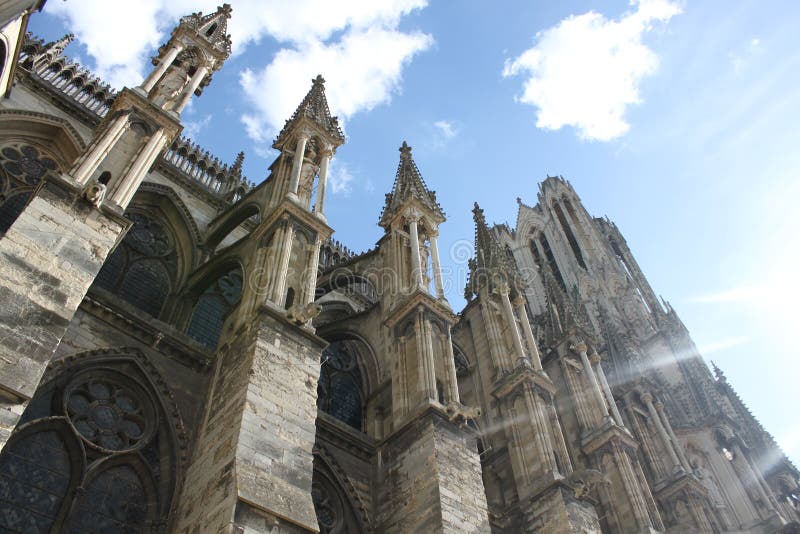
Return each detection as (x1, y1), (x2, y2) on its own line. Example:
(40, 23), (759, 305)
(63, 371), (157, 453)
(125, 212), (174, 257)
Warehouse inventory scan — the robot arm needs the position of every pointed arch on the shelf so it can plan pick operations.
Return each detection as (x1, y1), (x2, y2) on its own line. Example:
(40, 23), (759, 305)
(313, 446), (371, 533)
(0, 347), (186, 531)
(0, 109), (87, 164)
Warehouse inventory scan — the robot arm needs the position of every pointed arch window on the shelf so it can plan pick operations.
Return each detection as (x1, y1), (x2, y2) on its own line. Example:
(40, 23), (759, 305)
(0, 142), (61, 236)
(95, 211), (178, 318)
(539, 234), (566, 292)
(317, 341), (364, 431)
(553, 201), (587, 270)
(0, 359), (179, 532)
(186, 266), (243, 349)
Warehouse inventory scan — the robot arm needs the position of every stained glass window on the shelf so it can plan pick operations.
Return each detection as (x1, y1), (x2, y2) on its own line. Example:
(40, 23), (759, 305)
(0, 362), (174, 532)
(0, 429), (73, 533)
(186, 266), (243, 348)
(317, 341), (364, 431)
(0, 143), (61, 235)
(94, 211), (177, 318)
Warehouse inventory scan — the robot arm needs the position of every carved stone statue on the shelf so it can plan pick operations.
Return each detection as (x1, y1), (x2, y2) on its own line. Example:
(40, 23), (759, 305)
(151, 64), (190, 110)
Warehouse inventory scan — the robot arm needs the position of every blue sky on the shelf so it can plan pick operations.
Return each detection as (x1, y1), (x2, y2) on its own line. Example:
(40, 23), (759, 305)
(28, 0), (800, 465)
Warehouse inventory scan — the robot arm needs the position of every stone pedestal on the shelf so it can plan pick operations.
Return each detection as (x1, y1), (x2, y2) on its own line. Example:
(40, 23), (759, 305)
(176, 305), (325, 533)
(376, 406), (490, 533)
(0, 184), (127, 447)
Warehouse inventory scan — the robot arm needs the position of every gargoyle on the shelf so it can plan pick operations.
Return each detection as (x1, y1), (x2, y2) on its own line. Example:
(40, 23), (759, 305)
(286, 302), (322, 325)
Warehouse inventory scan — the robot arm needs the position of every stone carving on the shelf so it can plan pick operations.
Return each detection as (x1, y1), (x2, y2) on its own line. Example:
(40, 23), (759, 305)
(83, 180), (106, 207)
(287, 302), (322, 325)
(567, 469), (610, 499)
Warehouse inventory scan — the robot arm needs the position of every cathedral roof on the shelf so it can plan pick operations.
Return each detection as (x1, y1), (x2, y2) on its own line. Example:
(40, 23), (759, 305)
(274, 75), (346, 148)
(379, 142), (445, 227)
(178, 4), (233, 57)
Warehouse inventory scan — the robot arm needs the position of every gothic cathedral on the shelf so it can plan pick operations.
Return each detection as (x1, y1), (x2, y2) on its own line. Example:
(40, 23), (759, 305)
(0, 4), (797, 533)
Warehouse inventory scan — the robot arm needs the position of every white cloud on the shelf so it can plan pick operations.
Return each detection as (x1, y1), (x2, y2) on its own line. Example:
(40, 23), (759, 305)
(240, 25), (431, 144)
(182, 114), (213, 139)
(434, 120), (457, 139)
(44, 1), (432, 142)
(328, 160), (355, 196)
(502, 0), (681, 141)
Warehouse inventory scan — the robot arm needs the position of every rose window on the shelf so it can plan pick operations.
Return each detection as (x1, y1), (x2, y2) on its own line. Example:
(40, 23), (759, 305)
(125, 212), (173, 256)
(64, 373), (156, 452)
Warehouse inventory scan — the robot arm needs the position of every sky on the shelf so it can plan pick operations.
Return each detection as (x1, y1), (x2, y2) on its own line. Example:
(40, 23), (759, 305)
(27, 0), (800, 466)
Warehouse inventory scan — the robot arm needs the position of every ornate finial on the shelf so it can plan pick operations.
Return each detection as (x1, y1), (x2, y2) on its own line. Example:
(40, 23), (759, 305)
(516, 197), (522, 205)
(220, 3), (233, 15)
(399, 141), (412, 157)
(472, 202), (485, 222)
(313, 74), (325, 85)
(711, 361), (727, 382)
(231, 151), (244, 175)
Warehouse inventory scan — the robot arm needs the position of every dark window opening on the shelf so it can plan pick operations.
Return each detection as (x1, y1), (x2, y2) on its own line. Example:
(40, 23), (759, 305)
(187, 266), (243, 349)
(285, 287), (295, 309)
(539, 234), (566, 292)
(0, 143), (60, 236)
(317, 341), (364, 431)
(553, 201), (587, 269)
(98, 170), (112, 185)
(205, 23), (217, 37)
(94, 212), (177, 318)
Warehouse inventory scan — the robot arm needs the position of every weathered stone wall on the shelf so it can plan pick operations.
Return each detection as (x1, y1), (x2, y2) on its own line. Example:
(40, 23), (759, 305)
(177, 307), (325, 533)
(0, 187), (125, 446)
(376, 409), (490, 533)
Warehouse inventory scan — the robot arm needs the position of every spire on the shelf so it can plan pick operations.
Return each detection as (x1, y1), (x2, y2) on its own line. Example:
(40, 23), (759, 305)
(465, 202), (521, 298)
(379, 141), (445, 227)
(274, 75), (345, 148)
(22, 33), (73, 70)
(178, 4), (233, 57)
(42, 33), (74, 58)
(231, 151), (244, 177)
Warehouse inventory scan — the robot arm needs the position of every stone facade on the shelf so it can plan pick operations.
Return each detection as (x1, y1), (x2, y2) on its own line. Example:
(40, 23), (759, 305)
(0, 3), (797, 533)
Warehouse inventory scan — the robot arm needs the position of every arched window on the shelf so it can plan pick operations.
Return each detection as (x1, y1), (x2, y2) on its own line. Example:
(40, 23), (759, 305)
(0, 142), (61, 235)
(186, 266), (243, 349)
(538, 233), (566, 291)
(311, 460), (366, 534)
(317, 341), (364, 431)
(0, 355), (180, 532)
(553, 201), (587, 269)
(94, 211), (178, 318)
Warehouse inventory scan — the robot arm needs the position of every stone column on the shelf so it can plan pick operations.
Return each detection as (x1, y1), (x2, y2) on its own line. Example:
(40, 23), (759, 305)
(141, 43), (184, 92)
(314, 145), (332, 218)
(592, 353), (624, 427)
(174, 65), (209, 113)
(304, 237), (322, 305)
(731, 443), (776, 513)
(110, 128), (168, 208)
(642, 393), (681, 471)
(71, 111), (131, 185)
(408, 215), (424, 288)
(429, 231), (445, 300)
(514, 295), (542, 371)
(288, 132), (310, 198)
(655, 401), (690, 470)
(415, 308), (436, 401)
(499, 285), (526, 364)
(576, 342), (610, 421)
(442, 327), (460, 403)
(273, 225), (295, 305)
